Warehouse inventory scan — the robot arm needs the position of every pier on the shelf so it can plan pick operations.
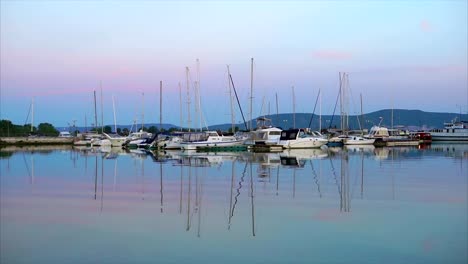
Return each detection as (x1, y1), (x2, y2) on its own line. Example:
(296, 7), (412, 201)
(0, 137), (74, 146)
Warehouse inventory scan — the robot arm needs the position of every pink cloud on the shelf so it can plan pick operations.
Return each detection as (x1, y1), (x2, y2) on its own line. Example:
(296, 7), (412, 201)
(420, 20), (433, 32)
(312, 50), (352, 60)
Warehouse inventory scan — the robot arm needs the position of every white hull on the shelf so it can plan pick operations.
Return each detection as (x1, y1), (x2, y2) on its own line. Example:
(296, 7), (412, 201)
(386, 140), (420, 146)
(279, 138), (328, 149)
(430, 133), (468, 141)
(181, 140), (244, 150)
(344, 137), (375, 145)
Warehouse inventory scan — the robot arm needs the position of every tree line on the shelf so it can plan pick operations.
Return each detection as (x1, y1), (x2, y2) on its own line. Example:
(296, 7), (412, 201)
(0, 120), (59, 137)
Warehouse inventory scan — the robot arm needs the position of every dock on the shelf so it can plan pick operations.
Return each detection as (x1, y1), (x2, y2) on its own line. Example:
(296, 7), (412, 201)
(0, 137), (75, 146)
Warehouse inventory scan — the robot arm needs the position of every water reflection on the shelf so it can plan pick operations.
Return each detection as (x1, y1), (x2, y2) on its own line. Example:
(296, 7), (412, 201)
(0, 144), (467, 264)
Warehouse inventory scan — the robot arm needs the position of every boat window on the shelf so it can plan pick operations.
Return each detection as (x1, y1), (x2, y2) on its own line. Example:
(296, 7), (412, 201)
(269, 131), (281, 136)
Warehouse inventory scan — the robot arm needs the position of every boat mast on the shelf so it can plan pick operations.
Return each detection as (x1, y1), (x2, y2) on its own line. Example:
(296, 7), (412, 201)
(179, 82), (183, 132)
(319, 91), (322, 132)
(31, 97), (34, 133)
(292, 86), (296, 129)
(196, 59), (202, 132)
(100, 82), (104, 133)
(141, 92), (145, 131)
(112, 95), (117, 133)
(160, 81), (163, 133)
(275, 93), (279, 126)
(249, 58), (254, 131)
(186, 67), (191, 132)
(227, 65), (235, 133)
(93, 90), (98, 131)
(360, 93), (364, 136)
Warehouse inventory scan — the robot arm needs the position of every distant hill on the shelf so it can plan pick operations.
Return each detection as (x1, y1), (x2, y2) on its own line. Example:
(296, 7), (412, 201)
(59, 109), (467, 132)
(207, 109), (468, 131)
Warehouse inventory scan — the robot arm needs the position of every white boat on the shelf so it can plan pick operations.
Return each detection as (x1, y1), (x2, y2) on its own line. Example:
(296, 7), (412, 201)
(124, 130), (153, 148)
(180, 131), (244, 150)
(246, 117), (282, 145)
(343, 135), (375, 145)
(430, 119), (468, 141)
(103, 132), (127, 147)
(157, 133), (184, 150)
(278, 128), (328, 149)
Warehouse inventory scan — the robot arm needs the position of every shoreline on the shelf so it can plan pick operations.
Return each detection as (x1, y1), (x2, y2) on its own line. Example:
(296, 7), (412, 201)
(0, 137), (74, 146)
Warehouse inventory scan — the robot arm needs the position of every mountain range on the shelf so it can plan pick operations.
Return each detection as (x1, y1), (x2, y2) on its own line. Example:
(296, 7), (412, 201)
(61, 109), (467, 132)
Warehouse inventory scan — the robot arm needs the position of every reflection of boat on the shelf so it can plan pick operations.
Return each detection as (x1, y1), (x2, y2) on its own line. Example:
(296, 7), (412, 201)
(278, 149), (328, 167)
(170, 151), (241, 167)
(344, 144), (375, 153)
(279, 129), (328, 149)
(281, 148), (328, 160)
(430, 119), (468, 141)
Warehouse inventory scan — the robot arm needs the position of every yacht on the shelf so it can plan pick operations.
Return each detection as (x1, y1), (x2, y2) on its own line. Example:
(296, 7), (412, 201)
(278, 128), (328, 149)
(430, 119), (468, 141)
(180, 131), (245, 150)
(247, 117), (282, 145)
(103, 132), (127, 147)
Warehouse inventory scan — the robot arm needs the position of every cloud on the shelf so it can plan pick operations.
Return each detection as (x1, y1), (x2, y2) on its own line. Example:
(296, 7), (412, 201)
(420, 20), (433, 32)
(312, 50), (352, 60)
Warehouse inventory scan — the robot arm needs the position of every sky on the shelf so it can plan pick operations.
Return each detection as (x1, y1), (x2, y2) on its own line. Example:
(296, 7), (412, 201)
(1, 0), (467, 128)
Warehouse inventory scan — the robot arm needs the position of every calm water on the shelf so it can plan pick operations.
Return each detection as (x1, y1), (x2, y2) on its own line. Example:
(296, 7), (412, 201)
(1, 144), (467, 264)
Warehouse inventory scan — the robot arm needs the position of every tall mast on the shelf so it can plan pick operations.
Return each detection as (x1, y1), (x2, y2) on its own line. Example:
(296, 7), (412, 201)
(186, 67), (191, 132)
(292, 86), (296, 129)
(319, 91), (322, 132)
(227, 65), (235, 133)
(100, 82), (104, 133)
(179, 82), (183, 132)
(339, 72), (343, 132)
(360, 93), (364, 135)
(141, 92), (145, 131)
(275, 93), (279, 126)
(112, 95), (117, 133)
(93, 90), (98, 131)
(31, 97), (34, 133)
(196, 59), (202, 131)
(160, 81), (163, 132)
(249, 57), (254, 131)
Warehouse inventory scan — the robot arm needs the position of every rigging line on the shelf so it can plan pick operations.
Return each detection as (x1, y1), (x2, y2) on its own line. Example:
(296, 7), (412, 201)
(24, 101), (32, 126)
(22, 153), (31, 179)
(310, 160), (322, 198)
(308, 89), (321, 129)
(329, 78), (342, 129)
(329, 157), (341, 197)
(231, 162), (248, 219)
(229, 74), (248, 131)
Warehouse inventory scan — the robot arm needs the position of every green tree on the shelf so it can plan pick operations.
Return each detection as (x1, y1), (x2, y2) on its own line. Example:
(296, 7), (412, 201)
(37, 123), (59, 136)
(104, 125), (112, 134)
(147, 126), (158, 134)
(117, 128), (122, 135)
(122, 128), (129, 136)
